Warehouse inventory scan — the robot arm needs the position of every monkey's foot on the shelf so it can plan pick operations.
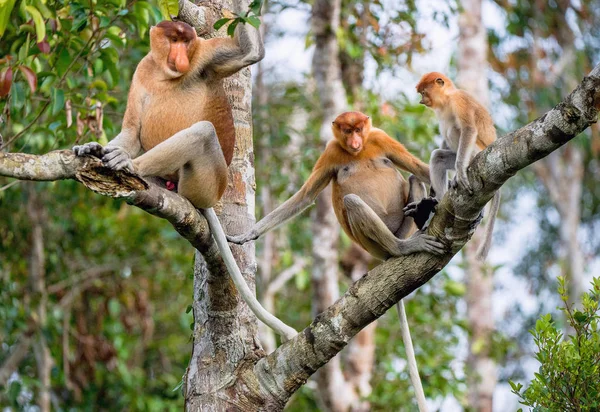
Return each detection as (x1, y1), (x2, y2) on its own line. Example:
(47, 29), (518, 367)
(73, 142), (105, 158)
(404, 196), (438, 229)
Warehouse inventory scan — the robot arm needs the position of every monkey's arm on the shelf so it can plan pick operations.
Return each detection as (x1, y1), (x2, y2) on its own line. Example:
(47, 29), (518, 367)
(227, 154), (335, 244)
(202, 20), (265, 79)
(73, 79), (143, 171)
(382, 135), (431, 184)
(100, 84), (146, 171)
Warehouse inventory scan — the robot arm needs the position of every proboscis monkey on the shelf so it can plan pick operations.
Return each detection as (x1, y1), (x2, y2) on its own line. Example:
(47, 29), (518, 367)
(413, 72), (500, 260)
(228, 111), (443, 411)
(73, 19), (296, 340)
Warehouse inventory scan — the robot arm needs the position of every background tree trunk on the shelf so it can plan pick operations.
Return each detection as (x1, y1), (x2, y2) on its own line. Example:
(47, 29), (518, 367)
(26, 184), (52, 412)
(456, 0), (496, 410)
(310, 1), (372, 410)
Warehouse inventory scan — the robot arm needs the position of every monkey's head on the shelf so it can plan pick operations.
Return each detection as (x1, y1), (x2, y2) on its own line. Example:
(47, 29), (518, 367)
(332, 112), (372, 155)
(416, 72), (454, 108)
(150, 21), (198, 79)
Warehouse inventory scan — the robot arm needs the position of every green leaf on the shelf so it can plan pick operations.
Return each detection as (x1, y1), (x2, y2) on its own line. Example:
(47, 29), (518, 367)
(55, 48), (71, 77)
(0, 0), (17, 38)
(25, 5), (46, 43)
(213, 17), (231, 31)
(8, 380), (21, 404)
(185, 304), (192, 314)
(573, 310), (588, 324)
(249, 0), (263, 15)
(158, 0), (178, 19)
(246, 15), (261, 29)
(51, 88), (64, 116)
(227, 19), (239, 37)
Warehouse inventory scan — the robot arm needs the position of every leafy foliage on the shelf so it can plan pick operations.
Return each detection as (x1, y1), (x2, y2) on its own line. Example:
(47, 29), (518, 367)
(510, 277), (600, 411)
(0, 1), (193, 410)
(213, 0), (263, 37)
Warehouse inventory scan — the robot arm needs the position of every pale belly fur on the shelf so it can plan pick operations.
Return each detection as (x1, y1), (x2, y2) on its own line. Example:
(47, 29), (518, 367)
(333, 165), (408, 235)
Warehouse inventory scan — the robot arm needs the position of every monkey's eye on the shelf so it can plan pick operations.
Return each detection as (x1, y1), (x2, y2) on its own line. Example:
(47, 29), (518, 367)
(356, 128), (362, 133)
(344, 129), (352, 134)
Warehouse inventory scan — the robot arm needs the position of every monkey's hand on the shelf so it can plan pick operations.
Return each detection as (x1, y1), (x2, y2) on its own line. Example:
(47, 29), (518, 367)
(102, 147), (135, 173)
(398, 230), (446, 255)
(73, 142), (105, 158)
(404, 197), (438, 229)
(226, 231), (258, 245)
(452, 164), (473, 194)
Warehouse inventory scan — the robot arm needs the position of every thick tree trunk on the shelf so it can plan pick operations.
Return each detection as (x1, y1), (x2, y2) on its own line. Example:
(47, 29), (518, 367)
(181, 1), (263, 410)
(456, 0), (496, 410)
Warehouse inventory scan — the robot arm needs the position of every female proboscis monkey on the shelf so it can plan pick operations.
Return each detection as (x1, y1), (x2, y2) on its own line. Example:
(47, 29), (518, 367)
(73, 18), (297, 340)
(228, 111), (444, 412)
(412, 72), (501, 260)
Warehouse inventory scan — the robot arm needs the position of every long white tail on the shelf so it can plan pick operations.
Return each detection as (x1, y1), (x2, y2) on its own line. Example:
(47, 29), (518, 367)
(476, 190), (501, 261)
(202, 208), (297, 340)
(396, 300), (428, 412)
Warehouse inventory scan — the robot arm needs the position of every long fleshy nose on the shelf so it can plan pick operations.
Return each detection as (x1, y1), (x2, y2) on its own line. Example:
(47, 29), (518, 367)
(419, 98), (425, 105)
(350, 138), (361, 149)
(171, 44), (190, 73)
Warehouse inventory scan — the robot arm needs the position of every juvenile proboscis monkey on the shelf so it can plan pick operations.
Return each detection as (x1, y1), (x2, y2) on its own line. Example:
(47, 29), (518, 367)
(73, 19), (296, 340)
(228, 111), (442, 411)
(414, 72), (500, 260)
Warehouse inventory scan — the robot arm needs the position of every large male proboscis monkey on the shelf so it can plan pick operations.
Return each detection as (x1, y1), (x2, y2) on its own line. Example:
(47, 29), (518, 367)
(228, 111), (442, 411)
(73, 18), (297, 340)
(414, 72), (501, 260)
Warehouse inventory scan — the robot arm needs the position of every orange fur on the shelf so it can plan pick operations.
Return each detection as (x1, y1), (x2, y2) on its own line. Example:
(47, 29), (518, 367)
(417, 72), (500, 260)
(416, 72), (495, 150)
(291, 112), (430, 255)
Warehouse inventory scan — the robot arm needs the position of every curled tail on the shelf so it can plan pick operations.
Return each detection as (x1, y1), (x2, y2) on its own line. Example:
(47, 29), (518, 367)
(476, 190), (501, 261)
(202, 208), (297, 340)
(396, 300), (428, 412)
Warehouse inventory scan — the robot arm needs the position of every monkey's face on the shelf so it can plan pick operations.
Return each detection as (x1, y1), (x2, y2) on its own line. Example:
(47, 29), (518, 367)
(418, 89), (433, 107)
(150, 21), (197, 79)
(333, 112), (371, 155)
(335, 121), (370, 154)
(416, 73), (448, 108)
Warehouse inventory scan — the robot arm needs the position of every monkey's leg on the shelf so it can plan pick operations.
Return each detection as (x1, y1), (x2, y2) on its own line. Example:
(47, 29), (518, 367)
(133, 121), (228, 209)
(430, 148), (456, 199)
(343, 194), (445, 259)
(396, 176), (427, 239)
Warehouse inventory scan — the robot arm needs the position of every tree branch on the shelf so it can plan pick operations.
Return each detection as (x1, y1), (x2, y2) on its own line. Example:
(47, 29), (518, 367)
(0, 151), (229, 276)
(253, 63), (600, 405)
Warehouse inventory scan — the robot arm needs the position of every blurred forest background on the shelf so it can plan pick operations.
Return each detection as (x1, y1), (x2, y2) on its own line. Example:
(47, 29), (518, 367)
(0, 0), (599, 410)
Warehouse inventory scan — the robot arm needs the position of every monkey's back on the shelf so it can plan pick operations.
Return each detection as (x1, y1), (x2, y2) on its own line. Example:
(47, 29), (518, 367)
(454, 90), (496, 150)
(136, 64), (235, 166)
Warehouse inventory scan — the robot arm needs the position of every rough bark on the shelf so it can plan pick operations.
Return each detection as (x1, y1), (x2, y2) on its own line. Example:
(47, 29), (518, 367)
(178, 1), (263, 410)
(0, 29), (598, 412)
(456, 0), (496, 410)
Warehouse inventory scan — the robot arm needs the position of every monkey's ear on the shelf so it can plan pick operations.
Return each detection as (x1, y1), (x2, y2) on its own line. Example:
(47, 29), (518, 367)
(435, 78), (444, 86)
